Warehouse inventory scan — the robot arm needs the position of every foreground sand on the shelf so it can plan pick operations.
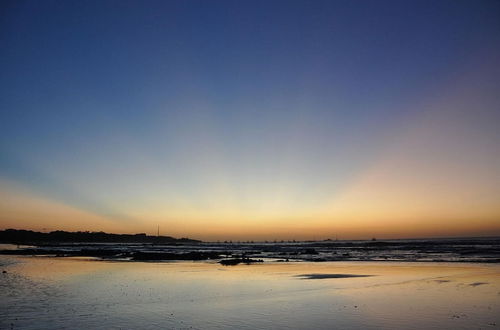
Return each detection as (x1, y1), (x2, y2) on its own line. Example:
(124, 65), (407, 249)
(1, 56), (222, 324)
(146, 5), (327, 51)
(1, 256), (499, 329)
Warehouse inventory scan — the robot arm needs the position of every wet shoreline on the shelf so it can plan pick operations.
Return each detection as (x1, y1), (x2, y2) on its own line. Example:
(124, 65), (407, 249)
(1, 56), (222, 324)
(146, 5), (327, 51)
(1, 256), (499, 330)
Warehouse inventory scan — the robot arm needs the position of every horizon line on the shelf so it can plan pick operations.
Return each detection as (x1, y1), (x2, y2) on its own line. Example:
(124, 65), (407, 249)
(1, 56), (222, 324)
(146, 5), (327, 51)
(2, 227), (499, 243)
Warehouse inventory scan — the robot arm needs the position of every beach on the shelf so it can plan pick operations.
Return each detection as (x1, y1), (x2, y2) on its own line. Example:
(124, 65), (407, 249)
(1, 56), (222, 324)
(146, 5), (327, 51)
(1, 256), (499, 329)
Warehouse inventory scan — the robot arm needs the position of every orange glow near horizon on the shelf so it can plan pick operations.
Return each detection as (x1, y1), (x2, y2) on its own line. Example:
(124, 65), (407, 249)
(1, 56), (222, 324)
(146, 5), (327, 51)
(1, 44), (499, 241)
(2, 175), (499, 241)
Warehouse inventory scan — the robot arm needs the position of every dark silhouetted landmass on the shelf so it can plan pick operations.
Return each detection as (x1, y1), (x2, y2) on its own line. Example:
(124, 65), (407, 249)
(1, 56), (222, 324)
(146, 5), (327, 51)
(0, 229), (200, 244)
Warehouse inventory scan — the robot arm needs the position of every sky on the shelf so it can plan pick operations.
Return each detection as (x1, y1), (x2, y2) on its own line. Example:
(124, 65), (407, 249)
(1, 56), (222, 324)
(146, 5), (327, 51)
(1, 0), (499, 241)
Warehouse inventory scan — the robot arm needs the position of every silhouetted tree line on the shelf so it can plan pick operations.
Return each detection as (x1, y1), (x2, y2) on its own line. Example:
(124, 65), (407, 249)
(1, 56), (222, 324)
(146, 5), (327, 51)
(0, 229), (200, 244)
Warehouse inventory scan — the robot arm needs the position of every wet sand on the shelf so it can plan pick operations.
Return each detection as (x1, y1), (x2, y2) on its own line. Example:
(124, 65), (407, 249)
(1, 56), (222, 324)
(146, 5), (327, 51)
(1, 256), (499, 329)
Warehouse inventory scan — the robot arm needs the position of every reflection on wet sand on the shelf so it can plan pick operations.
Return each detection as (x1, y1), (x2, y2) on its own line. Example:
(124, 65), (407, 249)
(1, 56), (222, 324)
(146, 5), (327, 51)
(1, 257), (499, 329)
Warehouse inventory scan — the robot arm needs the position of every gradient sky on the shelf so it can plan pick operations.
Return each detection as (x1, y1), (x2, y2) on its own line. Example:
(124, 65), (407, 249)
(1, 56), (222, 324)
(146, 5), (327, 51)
(1, 0), (499, 240)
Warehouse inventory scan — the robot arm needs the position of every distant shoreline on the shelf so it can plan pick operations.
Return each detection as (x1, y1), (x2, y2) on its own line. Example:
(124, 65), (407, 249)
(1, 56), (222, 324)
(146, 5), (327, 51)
(0, 229), (200, 245)
(1, 228), (499, 245)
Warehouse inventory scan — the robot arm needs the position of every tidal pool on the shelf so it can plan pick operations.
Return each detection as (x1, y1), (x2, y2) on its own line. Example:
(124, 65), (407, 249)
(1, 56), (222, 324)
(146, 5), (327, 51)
(1, 256), (499, 329)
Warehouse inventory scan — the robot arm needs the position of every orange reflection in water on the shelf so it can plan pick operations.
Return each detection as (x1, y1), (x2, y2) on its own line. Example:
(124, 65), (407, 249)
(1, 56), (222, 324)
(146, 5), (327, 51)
(2, 257), (499, 329)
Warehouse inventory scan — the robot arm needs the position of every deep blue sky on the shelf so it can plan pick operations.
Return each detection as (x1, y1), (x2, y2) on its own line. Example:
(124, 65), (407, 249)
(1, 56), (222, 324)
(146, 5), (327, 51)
(1, 0), (499, 238)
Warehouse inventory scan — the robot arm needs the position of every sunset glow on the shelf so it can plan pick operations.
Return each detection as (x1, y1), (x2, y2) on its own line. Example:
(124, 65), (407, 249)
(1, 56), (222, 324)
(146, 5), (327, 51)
(1, 0), (499, 240)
